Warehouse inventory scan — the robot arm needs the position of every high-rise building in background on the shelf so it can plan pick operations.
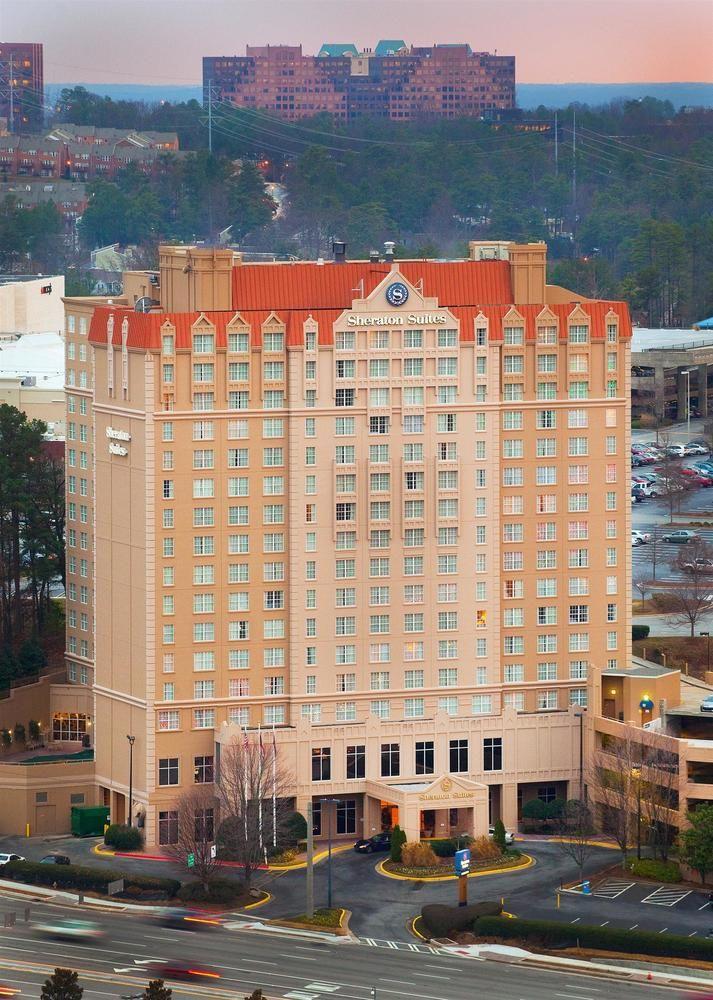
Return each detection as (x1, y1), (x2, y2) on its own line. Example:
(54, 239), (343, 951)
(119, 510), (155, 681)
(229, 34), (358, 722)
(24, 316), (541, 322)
(204, 42), (515, 121)
(0, 43), (43, 132)
(63, 241), (632, 847)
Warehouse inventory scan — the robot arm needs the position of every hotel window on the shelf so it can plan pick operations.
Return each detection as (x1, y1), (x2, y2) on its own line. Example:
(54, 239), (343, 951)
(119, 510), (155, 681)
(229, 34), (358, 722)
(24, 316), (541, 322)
(403, 414), (424, 433)
(439, 696), (458, 716)
(405, 697), (424, 719)
(538, 691), (558, 711)
(263, 706), (286, 726)
(484, 737), (502, 771)
(504, 355), (524, 374)
(537, 326), (557, 344)
(504, 663), (524, 683)
(537, 634), (557, 653)
(438, 667), (458, 687)
(607, 380), (618, 397)
(450, 739), (468, 772)
(606, 491), (617, 510)
(228, 391), (248, 409)
(503, 383), (523, 400)
(607, 631), (619, 650)
(569, 632), (590, 652)
(607, 576), (618, 595)
(537, 410), (556, 429)
(536, 466), (556, 486)
(569, 381), (589, 399)
(607, 323), (618, 342)
(475, 327), (487, 346)
(570, 689), (588, 707)
(157, 710), (179, 731)
(504, 326), (524, 345)
(312, 747), (331, 781)
(415, 741), (435, 775)
(606, 547), (617, 566)
(264, 390), (284, 408)
(504, 636), (524, 655)
(158, 758), (179, 786)
(194, 651), (215, 671)
(228, 331), (249, 353)
(335, 332), (355, 351)
(163, 683), (175, 703)
(472, 695), (492, 715)
(264, 332), (284, 352)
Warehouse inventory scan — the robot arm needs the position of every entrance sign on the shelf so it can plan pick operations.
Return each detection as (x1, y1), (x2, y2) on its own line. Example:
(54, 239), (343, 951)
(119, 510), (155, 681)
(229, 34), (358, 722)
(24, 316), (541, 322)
(454, 848), (470, 876)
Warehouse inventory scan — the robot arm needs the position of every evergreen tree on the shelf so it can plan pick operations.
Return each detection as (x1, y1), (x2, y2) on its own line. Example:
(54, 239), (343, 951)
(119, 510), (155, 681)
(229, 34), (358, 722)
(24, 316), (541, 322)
(492, 819), (507, 852)
(40, 968), (83, 1000)
(681, 804), (713, 886)
(142, 980), (172, 1000)
(389, 825), (407, 862)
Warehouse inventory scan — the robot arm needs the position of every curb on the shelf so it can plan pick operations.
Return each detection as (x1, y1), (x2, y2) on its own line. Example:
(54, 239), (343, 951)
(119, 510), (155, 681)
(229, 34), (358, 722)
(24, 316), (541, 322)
(242, 890), (272, 910)
(375, 853), (535, 883)
(91, 840), (353, 871)
(409, 915), (429, 941)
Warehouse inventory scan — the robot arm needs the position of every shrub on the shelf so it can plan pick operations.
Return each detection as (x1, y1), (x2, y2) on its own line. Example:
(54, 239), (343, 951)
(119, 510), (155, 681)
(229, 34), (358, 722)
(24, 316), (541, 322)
(471, 835), (501, 861)
(492, 819), (507, 852)
(628, 858), (682, 882)
(4, 859), (179, 897)
(104, 824), (143, 850)
(421, 901), (501, 938)
(13, 723), (25, 744)
(177, 878), (241, 904)
(632, 624), (650, 641)
(282, 811), (307, 846)
(270, 847), (298, 864)
(473, 915), (713, 961)
(0, 728), (11, 748)
(429, 838), (459, 858)
(28, 719), (41, 743)
(400, 841), (438, 868)
(389, 824), (407, 862)
(522, 798), (549, 821)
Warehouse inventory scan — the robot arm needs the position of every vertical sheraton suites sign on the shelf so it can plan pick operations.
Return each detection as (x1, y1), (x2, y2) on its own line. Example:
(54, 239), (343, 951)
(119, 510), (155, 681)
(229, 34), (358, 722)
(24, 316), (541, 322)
(346, 312), (449, 326)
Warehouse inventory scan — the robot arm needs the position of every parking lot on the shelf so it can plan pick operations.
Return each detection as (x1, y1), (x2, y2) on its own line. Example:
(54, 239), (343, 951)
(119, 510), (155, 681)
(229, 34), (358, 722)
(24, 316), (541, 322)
(551, 878), (713, 937)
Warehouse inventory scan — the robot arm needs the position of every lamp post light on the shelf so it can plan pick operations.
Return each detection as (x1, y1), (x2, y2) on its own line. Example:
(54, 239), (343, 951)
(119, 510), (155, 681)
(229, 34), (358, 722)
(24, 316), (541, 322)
(701, 631), (711, 673)
(574, 711), (586, 801)
(126, 735), (135, 827)
(326, 798), (342, 911)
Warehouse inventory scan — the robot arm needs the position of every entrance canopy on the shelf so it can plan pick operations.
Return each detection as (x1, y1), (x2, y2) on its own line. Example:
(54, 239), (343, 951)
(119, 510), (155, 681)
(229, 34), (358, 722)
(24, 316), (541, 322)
(364, 773), (489, 841)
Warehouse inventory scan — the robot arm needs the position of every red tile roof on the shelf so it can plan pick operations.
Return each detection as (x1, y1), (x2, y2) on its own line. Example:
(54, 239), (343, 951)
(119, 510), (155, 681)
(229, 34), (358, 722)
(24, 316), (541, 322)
(89, 258), (631, 349)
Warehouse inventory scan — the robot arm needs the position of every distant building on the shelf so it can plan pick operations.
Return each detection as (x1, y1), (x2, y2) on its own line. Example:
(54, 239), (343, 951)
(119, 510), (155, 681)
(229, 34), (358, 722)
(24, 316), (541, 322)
(0, 179), (87, 222)
(0, 274), (65, 337)
(204, 41), (515, 121)
(0, 42), (43, 132)
(0, 126), (180, 184)
(0, 330), (65, 437)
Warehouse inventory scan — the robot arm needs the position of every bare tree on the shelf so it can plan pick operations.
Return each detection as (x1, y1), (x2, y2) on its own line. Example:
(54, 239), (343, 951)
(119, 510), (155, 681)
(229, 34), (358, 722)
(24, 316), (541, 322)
(215, 736), (293, 887)
(640, 744), (680, 861)
(163, 785), (221, 891)
(557, 799), (597, 884)
(665, 572), (713, 638)
(649, 524), (664, 582)
(589, 731), (643, 867)
(633, 572), (651, 607)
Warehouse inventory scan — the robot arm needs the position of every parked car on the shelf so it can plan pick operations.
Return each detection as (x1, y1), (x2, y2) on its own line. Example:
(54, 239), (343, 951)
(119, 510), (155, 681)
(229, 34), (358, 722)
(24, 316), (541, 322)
(700, 695), (713, 713)
(665, 444), (686, 458)
(632, 531), (652, 546)
(680, 558), (713, 574)
(694, 463), (713, 476)
(632, 483), (660, 498)
(34, 918), (104, 940)
(631, 455), (647, 468)
(0, 854), (24, 866)
(662, 530), (699, 544)
(39, 854), (71, 865)
(687, 473), (713, 487)
(354, 832), (391, 854)
(488, 825), (514, 846)
(685, 443), (709, 455)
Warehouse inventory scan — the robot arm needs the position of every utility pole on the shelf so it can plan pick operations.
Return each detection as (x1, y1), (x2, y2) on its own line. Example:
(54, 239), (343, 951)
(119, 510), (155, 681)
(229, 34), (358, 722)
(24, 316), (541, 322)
(554, 110), (558, 175)
(207, 78), (213, 155)
(306, 800), (314, 918)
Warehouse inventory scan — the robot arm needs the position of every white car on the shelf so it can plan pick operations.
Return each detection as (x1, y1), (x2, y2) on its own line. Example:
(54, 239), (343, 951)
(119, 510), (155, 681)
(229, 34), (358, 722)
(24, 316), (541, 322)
(632, 530), (651, 546)
(488, 825), (514, 845)
(665, 444), (686, 458)
(0, 853), (24, 866)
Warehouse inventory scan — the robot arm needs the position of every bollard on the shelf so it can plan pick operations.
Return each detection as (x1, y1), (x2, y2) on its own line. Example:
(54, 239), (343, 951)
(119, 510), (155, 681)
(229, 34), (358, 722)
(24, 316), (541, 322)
(556, 891), (560, 910)
(25, 823), (30, 838)
(23, 907), (30, 922)
(582, 880), (592, 895)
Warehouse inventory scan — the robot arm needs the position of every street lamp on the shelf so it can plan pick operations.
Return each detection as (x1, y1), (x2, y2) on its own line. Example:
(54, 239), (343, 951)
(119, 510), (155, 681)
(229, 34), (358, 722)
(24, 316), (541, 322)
(681, 369), (691, 439)
(574, 711), (586, 801)
(701, 631), (711, 673)
(126, 735), (135, 827)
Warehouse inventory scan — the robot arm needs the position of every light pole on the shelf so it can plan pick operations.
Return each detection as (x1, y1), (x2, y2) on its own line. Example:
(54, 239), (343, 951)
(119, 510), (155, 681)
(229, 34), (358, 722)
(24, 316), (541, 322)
(701, 631), (711, 673)
(126, 735), (135, 827)
(574, 711), (586, 800)
(681, 369), (691, 439)
(326, 798), (341, 911)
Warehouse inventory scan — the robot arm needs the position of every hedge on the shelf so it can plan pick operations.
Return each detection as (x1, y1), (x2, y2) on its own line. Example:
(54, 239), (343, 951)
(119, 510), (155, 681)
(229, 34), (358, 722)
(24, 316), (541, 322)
(473, 915), (713, 961)
(428, 837), (473, 858)
(104, 824), (144, 850)
(632, 624), (650, 641)
(3, 860), (179, 898)
(421, 901), (501, 938)
(177, 878), (242, 904)
(628, 858), (682, 883)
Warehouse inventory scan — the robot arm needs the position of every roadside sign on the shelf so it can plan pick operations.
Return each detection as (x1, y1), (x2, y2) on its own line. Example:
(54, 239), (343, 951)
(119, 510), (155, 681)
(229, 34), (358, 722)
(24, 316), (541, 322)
(210, 844), (217, 860)
(107, 878), (124, 896)
(454, 848), (470, 876)
(187, 853), (195, 868)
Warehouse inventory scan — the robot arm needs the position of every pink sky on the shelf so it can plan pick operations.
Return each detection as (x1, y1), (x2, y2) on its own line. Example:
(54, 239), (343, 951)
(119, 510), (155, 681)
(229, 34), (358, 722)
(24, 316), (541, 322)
(3, 0), (711, 85)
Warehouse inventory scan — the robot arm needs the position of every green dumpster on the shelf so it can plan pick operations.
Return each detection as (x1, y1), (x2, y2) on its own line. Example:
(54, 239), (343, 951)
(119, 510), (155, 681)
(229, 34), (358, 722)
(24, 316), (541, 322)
(71, 805), (110, 837)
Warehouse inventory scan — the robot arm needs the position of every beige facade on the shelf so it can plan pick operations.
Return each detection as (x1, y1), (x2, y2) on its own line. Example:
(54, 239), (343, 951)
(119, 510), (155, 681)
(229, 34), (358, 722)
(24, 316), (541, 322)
(0, 275), (65, 337)
(63, 243), (633, 847)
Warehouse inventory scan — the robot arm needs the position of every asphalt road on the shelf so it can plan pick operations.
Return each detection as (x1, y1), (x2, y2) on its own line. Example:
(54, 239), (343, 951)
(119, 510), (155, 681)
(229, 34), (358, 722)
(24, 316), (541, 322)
(0, 891), (691, 1000)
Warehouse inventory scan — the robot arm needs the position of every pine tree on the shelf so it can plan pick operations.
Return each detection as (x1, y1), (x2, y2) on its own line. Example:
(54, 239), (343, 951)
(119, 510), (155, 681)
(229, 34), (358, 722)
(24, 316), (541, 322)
(143, 980), (172, 1000)
(40, 968), (83, 1000)
(492, 818), (507, 852)
(389, 824), (407, 862)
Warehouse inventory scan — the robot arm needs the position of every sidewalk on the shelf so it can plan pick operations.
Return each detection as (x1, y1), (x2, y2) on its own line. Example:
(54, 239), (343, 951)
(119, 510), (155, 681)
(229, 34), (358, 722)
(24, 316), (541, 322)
(94, 839), (353, 871)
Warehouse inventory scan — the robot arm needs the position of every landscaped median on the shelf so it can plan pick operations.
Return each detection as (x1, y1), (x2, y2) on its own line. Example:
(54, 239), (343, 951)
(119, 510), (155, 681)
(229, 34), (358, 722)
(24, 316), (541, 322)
(466, 915), (713, 963)
(269, 907), (352, 936)
(378, 851), (533, 881)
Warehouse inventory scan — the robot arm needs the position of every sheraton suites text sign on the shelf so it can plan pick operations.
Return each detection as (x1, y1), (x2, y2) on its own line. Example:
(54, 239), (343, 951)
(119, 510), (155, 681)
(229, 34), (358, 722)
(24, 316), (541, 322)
(346, 312), (449, 326)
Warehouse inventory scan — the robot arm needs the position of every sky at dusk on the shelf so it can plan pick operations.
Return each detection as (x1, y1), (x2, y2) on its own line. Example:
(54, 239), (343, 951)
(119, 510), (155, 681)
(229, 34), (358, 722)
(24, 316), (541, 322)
(2, 0), (711, 86)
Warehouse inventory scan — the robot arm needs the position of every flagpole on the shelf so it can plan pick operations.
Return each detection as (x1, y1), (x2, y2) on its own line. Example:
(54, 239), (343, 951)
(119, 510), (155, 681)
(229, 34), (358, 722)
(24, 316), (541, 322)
(242, 727), (249, 842)
(272, 722), (277, 848)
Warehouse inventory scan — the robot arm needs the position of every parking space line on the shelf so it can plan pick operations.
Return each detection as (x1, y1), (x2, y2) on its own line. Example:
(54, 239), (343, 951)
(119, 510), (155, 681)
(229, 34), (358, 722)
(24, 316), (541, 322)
(599, 921), (609, 926)
(689, 931), (698, 937)
(699, 900), (711, 911)
(658, 927), (668, 934)
(641, 886), (692, 907)
(592, 880), (635, 899)
(570, 917), (580, 924)
(629, 924), (638, 930)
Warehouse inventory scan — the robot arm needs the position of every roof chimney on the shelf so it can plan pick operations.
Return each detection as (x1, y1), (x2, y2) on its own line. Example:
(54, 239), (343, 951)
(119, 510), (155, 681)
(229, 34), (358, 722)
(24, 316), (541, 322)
(383, 241), (396, 261)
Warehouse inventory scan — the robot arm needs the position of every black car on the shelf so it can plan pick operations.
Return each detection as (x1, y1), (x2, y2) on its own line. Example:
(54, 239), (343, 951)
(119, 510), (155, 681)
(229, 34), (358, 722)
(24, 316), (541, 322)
(354, 832), (391, 854)
(39, 853), (71, 865)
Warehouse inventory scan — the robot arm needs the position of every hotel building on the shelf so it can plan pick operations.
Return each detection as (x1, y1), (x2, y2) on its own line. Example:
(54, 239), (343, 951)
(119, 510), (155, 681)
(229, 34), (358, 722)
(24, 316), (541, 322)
(62, 241), (632, 847)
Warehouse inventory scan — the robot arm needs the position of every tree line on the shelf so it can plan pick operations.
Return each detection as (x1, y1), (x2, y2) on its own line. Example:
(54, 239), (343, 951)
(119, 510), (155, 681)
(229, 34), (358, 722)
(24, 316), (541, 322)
(7, 88), (713, 326)
(0, 405), (65, 680)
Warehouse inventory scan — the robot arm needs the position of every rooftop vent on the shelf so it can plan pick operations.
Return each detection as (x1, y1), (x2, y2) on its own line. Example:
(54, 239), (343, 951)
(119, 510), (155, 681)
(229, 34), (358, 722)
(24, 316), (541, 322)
(384, 241), (396, 261)
(332, 240), (346, 263)
(369, 249), (380, 263)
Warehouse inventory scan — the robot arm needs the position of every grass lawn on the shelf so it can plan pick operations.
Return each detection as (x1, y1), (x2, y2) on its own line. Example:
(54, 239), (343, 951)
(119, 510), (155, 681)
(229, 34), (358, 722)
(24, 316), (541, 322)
(633, 636), (711, 678)
(287, 908), (343, 927)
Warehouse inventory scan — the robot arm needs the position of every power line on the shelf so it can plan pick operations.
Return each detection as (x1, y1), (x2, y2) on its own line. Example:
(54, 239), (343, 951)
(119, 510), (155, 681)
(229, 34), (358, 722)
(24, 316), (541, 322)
(578, 124), (713, 173)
